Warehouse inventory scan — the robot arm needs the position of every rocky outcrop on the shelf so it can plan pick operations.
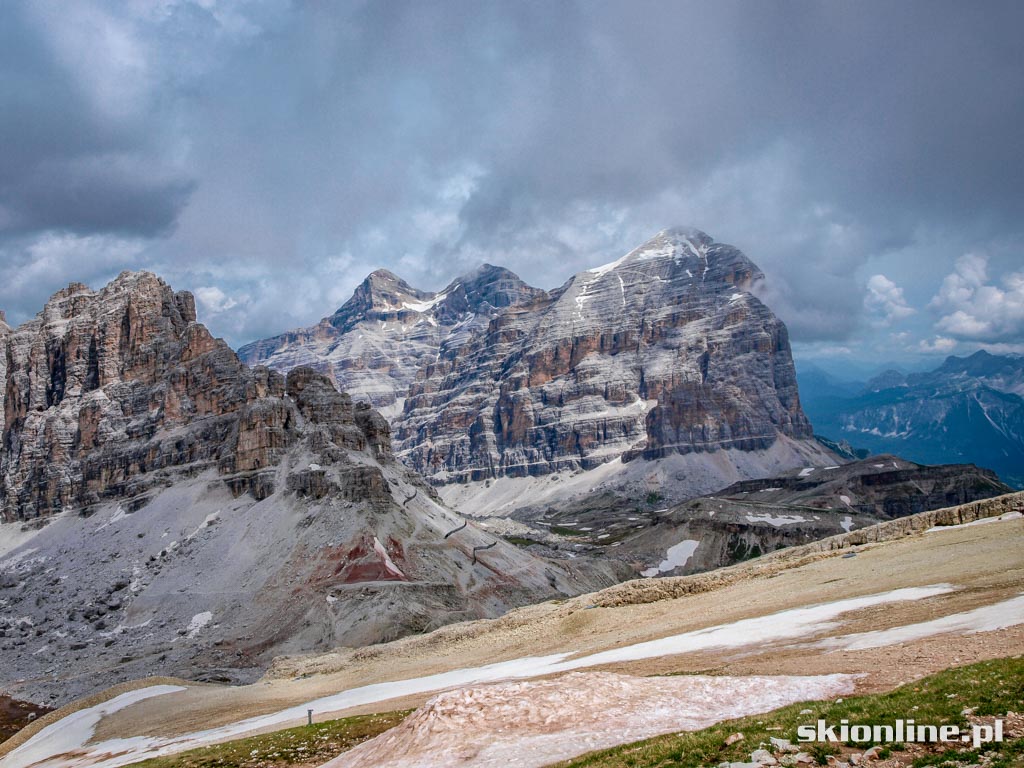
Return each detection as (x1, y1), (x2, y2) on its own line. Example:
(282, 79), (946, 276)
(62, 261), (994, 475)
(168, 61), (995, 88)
(242, 228), (824, 487)
(1, 272), (298, 520)
(489, 455), (1012, 580)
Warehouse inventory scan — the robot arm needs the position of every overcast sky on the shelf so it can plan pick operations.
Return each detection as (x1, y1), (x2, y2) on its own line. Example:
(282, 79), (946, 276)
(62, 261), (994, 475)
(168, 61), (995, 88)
(1, 0), (1022, 374)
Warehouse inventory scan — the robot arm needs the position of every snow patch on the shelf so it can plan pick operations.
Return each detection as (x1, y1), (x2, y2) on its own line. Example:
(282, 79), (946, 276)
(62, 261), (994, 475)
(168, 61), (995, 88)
(373, 536), (406, 579)
(94, 505), (127, 533)
(745, 513), (805, 527)
(401, 289), (451, 313)
(641, 539), (700, 577)
(186, 611), (213, 638)
(14, 586), (949, 768)
(814, 593), (1024, 651)
(840, 515), (854, 533)
(325, 671), (854, 768)
(1, 685), (185, 768)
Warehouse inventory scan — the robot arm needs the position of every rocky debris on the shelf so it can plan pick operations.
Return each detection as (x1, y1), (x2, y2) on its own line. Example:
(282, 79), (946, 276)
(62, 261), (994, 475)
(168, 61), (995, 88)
(0, 272), (625, 706)
(771, 737), (802, 753)
(725, 732), (746, 746)
(241, 229), (829, 489)
(779, 752), (814, 765)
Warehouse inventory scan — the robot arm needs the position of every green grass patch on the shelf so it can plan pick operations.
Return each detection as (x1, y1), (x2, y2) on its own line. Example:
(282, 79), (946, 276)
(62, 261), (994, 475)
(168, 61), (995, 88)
(129, 710), (410, 768)
(551, 656), (1024, 768)
(550, 525), (586, 536)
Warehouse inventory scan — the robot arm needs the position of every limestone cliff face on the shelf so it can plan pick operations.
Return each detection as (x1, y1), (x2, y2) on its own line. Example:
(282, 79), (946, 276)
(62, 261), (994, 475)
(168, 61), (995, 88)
(396, 228), (812, 482)
(242, 228), (817, 486)
(0, 272), (385, 521)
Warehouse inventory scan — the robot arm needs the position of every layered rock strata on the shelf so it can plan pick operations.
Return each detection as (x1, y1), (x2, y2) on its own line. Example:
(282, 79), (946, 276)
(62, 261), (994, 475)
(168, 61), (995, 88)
(243, 228), (823, 487)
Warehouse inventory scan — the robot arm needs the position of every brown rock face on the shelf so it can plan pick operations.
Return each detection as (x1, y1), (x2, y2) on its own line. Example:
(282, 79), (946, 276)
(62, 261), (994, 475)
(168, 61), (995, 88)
(396, 228), (814, 482)
(0, 272), (388, 521)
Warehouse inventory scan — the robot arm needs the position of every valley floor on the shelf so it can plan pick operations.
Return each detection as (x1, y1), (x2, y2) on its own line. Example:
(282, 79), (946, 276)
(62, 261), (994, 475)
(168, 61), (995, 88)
(2, 494), (1022, 768)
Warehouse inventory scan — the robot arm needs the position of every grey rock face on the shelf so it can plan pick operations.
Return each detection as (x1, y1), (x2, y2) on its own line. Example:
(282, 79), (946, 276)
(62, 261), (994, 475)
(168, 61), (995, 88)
(242, 228), (817, 486)
(238, 264), (545, 419)
(0, 272), (296, 521)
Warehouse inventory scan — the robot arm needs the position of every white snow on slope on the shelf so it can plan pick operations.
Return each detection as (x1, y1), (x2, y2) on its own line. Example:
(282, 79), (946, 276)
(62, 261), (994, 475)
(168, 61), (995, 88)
(324, 671), (854, 768)
(400, 288), (452, 313)
(185, 612), (213, 639)
(93, 506), (127, 533)
(746, 513), (805, 527)
(813, 593), (1024, 652)
(641, 539), (700, 577)
(2, 686), (185, 768)
(373, 536), (406, 579)
(840, 515), (854, 533)
(10, 585), (952, 768)
(926, 510), (1022, 533)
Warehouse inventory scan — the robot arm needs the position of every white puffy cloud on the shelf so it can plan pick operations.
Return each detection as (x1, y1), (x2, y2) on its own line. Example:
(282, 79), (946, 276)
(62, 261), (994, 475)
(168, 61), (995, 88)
(929, 253), (1024, 341)
(918, 336), (958, 354)
(194, 285), (237, 314)
(864, 274), (915, 325)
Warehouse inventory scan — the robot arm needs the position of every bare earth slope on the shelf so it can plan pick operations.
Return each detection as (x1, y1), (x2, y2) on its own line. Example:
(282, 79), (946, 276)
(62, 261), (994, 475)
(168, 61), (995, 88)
(4, 491), (1019, 768)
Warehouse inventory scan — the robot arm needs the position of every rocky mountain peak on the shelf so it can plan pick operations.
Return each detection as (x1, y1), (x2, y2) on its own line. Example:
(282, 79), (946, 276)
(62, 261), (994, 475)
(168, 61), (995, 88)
(332, 269), (429, 324)
(433, 264), (547, 320)
(584, 227), (763, 292)
(242, 228), (826, 491)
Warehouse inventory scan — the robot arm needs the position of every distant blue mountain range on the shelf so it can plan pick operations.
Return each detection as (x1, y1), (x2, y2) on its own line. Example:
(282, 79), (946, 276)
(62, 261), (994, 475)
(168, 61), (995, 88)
(798, 350), (1024, 489)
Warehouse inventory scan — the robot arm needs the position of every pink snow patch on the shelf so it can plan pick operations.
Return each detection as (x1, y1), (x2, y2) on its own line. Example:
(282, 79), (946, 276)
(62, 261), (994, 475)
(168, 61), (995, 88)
(320, 671), (854, 768)
(373, 536), (406, 579)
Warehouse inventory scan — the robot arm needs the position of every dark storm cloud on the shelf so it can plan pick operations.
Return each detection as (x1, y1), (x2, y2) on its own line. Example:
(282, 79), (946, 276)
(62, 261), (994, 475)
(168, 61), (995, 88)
(0, 0), (1021, 352)
(0, 3), (195, 238)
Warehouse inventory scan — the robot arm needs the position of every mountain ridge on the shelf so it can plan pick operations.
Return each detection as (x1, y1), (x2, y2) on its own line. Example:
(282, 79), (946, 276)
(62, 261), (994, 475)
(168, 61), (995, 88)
(241, 228), (829, 499)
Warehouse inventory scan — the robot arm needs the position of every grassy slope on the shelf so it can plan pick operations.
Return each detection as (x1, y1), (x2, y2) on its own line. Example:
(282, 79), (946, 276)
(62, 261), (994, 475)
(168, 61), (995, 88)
(549, 657), (1024, 768)
(129, 710), (410, 768)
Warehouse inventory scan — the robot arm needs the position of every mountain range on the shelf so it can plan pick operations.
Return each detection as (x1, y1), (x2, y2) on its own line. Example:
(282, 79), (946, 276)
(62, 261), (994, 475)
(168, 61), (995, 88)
(241, 228), (834, 511)
(0, 273), (621, 705)
(799, 351), (1024, 488)
(0, 227), (1013, 710)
